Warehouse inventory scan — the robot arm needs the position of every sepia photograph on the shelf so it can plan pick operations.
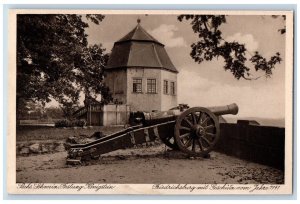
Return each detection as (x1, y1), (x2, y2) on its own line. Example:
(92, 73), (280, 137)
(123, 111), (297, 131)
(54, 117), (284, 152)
(7, 9), (293, 194)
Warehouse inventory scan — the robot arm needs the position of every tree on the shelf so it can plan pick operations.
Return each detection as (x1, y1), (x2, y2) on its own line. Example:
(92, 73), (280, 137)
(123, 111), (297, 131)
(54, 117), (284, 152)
(77, 44), (112, 106)
(18, 101), (46, 120)
(44, 107), (64, 120)
(177, 15), (283, 80)
(17, 14), (111, 119)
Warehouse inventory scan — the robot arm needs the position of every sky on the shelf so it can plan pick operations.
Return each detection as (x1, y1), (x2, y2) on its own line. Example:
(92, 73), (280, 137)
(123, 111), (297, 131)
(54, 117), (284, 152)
(84, 14), (286, 119)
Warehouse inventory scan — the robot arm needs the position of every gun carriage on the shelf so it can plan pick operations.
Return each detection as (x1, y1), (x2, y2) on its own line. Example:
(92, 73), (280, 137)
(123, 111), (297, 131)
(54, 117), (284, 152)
(66, 103), (238, 165)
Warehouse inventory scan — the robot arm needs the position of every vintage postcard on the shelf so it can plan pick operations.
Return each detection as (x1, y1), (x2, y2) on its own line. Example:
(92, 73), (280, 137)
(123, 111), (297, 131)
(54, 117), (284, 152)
(7, 9), (293, 194)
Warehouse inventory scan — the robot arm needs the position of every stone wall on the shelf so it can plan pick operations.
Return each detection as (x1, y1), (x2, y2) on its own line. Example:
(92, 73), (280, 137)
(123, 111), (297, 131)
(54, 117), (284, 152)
(215, 122), (285, 170)
(17, 141), (66, 155)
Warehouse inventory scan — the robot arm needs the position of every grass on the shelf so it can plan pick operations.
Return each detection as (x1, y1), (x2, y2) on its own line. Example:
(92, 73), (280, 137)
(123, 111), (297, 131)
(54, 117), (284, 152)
(16, 126), (124, 142)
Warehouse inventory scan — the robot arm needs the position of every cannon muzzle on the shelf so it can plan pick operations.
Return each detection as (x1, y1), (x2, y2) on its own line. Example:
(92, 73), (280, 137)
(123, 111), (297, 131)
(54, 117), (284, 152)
(207, 103), (239, 116)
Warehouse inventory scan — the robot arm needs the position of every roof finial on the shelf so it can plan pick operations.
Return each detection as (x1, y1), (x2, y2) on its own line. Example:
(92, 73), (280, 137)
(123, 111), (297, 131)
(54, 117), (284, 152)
(137, 18), (141, 24)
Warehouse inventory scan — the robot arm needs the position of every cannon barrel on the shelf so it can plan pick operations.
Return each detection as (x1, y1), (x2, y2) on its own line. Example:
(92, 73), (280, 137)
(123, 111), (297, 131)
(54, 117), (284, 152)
(207, 103), (239, 116)
(129, 103), (239, 126)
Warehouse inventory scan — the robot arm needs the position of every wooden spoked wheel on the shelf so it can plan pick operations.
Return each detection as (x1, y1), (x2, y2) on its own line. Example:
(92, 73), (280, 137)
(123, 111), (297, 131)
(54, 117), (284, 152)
(174, 107), (220, 156)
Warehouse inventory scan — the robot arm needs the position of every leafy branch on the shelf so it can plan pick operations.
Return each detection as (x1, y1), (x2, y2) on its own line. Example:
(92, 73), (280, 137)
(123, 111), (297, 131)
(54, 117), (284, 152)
(178, 15), (283, 80)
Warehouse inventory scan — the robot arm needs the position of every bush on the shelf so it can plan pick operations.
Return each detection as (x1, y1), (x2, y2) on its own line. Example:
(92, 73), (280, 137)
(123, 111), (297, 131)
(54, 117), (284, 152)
(73, 119), (86, 127)
(55, 119), (71, 128)
(55, 119), (86, 128)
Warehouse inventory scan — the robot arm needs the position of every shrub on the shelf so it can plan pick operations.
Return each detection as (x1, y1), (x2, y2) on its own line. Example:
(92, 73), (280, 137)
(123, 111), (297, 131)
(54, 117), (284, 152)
(73, 119), (86, 127)
(55, 119), (86, 128)
(55, 119), (71, 128)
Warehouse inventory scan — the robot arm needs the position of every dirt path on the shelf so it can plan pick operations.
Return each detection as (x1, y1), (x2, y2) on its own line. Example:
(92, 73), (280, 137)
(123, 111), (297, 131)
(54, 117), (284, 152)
(16, 145), (284, 184)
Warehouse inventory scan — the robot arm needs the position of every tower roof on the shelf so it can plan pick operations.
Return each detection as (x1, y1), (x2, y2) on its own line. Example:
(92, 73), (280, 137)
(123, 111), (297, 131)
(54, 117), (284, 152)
(106, 22), (178, 73)
(116, 23), (162, 45)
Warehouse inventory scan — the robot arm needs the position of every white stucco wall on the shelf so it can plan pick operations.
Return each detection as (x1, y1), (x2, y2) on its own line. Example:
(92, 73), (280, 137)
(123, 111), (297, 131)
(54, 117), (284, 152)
(105, 67), (178, 112)
(126, 68), (162, 112)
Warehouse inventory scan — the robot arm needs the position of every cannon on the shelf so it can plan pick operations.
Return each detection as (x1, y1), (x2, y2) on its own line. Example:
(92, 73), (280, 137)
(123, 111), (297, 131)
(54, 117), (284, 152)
(66, 103), (238, 165)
